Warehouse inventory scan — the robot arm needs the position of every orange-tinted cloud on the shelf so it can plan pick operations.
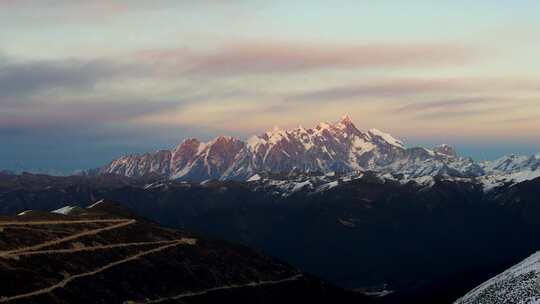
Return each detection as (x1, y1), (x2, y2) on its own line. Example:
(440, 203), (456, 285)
(135, 41), (475, 75)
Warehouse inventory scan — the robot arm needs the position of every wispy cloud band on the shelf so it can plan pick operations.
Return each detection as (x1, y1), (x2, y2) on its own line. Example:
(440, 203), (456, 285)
(136, 41), (475, 75)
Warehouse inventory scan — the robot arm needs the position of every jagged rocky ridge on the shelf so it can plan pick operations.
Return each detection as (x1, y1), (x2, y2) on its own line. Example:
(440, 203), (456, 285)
(101, 115), (540, 186)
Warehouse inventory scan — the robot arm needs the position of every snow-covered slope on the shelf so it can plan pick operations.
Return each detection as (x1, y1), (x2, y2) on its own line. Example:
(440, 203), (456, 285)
(483, 154), (540, 175)
(101, 115), (540, 186)
(103, 150), (172, 177)
(479, 154), (540, 191)
(51, 205), (85, 215)
(51, 206), (77, 215)
(455, 251), (540, 304)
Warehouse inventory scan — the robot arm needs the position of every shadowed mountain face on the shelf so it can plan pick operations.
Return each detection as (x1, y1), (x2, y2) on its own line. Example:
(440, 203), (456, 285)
(1, 173), (540, 303)
(0, 201), (363, 304)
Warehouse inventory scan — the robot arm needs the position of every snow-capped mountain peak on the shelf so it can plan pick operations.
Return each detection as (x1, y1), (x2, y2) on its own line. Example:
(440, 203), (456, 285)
(101, 116), (540, 187)
(335, 115), (355, 129)
(340, 114), (353, 124)
(103, 115), (404, 180)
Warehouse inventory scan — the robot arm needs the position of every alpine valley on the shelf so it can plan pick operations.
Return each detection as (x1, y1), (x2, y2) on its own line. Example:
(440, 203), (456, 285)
(2, 116), (540, 303)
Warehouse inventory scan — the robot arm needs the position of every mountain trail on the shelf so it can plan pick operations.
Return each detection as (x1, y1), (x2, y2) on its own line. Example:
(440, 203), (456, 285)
(0, 219), (135, 258)
(0, 240), (189, 302)
(128, 274), (303, 304)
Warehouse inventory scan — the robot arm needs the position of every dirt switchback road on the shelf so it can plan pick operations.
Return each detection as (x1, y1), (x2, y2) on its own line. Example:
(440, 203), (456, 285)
(0, 239), (195, 303)
(0, 219), (136, 258)
(129, 274), (304, 304)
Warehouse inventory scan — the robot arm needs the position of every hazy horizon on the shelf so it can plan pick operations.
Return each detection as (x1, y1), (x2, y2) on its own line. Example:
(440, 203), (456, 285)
(1, 1), (539, 172)
(3, 114), (539, 174)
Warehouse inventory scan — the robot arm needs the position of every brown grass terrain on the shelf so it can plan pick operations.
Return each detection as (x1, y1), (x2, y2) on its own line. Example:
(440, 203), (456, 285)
(0, 204), (356, 304)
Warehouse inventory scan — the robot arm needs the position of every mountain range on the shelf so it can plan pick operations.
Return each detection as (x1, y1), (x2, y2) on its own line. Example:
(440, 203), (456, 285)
(3, 116), (540, 303)
(2, 170), (540, 303)
(101, 116), (540, 188)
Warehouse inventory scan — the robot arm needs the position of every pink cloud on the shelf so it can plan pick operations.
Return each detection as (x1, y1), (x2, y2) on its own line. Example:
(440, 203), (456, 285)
(134, 41), (475, 75)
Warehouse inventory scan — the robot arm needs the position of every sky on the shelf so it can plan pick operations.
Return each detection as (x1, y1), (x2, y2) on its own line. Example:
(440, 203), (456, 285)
(1, 0), (539, 173)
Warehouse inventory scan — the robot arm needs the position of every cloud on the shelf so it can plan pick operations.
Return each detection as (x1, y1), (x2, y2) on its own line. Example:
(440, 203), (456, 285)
(393, 97), (515, 121)
(290, 78), (540, 102)
(490, 114), (540, 124)
(413, 108), (495, 120)
(291, 78), (463, 101)
(0, 58), (130, 99)
(0, 40), (480, 103)
(0, 97), (182, 130)
(395, 97), (488, 113)
(0, 54), (199, 140)
(0, 52), (268, 133)
(0, 55), (156, 131)
(136, 41), (475, 76)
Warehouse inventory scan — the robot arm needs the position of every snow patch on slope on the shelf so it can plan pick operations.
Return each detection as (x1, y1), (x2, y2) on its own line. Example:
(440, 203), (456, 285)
(52, 206), (77, 215)
(247, 174), (262, 182)
(368, 128), (405, 148)
(86, 199), (105, 209)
